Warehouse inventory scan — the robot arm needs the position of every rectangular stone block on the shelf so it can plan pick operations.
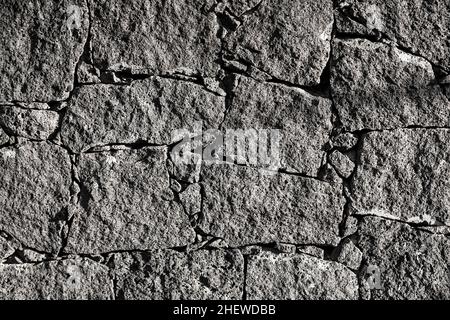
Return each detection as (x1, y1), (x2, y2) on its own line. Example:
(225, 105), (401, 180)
(200, 164), (344, 246)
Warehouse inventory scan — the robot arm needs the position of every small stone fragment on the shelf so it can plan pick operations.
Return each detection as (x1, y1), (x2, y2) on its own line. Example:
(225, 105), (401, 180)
(333, 239), (363, 270)
(66, 147), (195, 253)
(113, 249), (244, 299)
(76, 61), (101, 84)
(223, 76), (332, 176)
(352, 129), (450, 225)
(332, 39), (449, 131)
(0, 259), (113, 299)
(201, 163), (344, 246)
(296, 246), (325, 259)
(329, 150), (355, 179)
(224, 0), (333, 85)
(90, 0), (220, 77)
(0, 236), (15, 261)
(179, 184), (201, 216)
(0, 127), (8, 146)
(0, 0), (89, 102)
(246, 252), (358, 299)
(0, 107), (60, 140)
(0, 142), (71, 253)
(342, 216), (359, 237)
(18, 249), (50, 263)
(332, 133), (358, 150)
(358, 216), (450, 299)
(275, 243), (296, 254)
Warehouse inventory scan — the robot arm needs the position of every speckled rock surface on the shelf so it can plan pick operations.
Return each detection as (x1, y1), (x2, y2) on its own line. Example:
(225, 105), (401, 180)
(1, 0), (449, 301)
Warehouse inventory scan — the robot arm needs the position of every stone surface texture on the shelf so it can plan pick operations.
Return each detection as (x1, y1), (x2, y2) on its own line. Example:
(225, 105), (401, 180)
(0, 0), (449, 301)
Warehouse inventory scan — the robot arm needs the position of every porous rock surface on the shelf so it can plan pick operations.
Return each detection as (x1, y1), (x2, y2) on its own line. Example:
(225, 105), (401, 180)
(0, 0), (449, 301)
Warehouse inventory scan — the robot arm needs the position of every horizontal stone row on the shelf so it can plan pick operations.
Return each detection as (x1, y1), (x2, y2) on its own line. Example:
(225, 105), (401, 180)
(1, 214), (448, 299)
(3, 0), (447, 104)
(2, 128), (450, 254)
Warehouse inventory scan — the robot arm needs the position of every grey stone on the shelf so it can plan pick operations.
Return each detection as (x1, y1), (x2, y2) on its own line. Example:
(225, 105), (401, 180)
(274, 243), (296, 254)
(200, 163), (344, 246)
(222, 0), (262, 16)
(296, 246), (325, 259)
(66, 147), (195, 253)
(0, 259), (113, 299)
(246, 252), (358, 299)
(0, 142), (71, 253)
(329, 150), (355, 179)
(0, 236), (15, 262)
(223, 76), (333, 176)
(352, 129), (450, 226)
(331, 39), (449, 131)
(113, 249), (244, 299)
(0, 127), (9, 146)
(333, 239), (363, 270)
(179, 184), (201, 216)
(170, 152), (202, 184)
(224, 0), (333, 85)
(358, 216), (450, 300)
(0, 107), (60, 140)
(342, 216), (359, 237)
(77, 61), (100, 84)
(18, 249), (50, 263)
(61, 77), (225, 153)
(90, 0), (220, 77)
(0, 0), (89, 102)
(332, 133), (358, 150)
(336, 0), (450, 69)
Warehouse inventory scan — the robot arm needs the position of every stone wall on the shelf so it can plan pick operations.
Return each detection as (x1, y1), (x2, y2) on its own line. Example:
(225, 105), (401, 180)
(0, 0), (449, 300)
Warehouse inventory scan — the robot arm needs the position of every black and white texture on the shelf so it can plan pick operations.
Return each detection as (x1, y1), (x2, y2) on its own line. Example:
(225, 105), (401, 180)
(0, 0), (449, 300)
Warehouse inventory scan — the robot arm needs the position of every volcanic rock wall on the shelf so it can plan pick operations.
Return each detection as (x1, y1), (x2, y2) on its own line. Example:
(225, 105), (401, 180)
(0, 0), (449, 300)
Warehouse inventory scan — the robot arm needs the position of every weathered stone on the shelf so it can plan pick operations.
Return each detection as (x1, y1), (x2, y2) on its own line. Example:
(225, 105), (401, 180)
(18, 249), (50, 263)
(0, 127), (9, 146)
(274, 243), (296, 254)
(224, 0), (333, 85)
(246, 252), (358, 299)
(0, 0), (89, 102)
(113, 249), (244, 299)
(352, 129), (450, 226)
(296, 246), (325, 259)
(170, 152), (202, 184)
(201, 164), (344, 246)
(358, 216), (450, 299)
(0, 259), (113, 299)
(333, 239), (363, 270)
(342, 216), (359, 237)
(0, 142), (71, 253)
(336, 0), (450, 69)
(61, 77), (225, 153)
(332, 133), (358, 150)
(0, 107), (59, 140)
(77, 61), (100, 84)
(223, 76), (332, 176)
(179, 184), (201, 216)
(66, 147), (195, 253)
(329, 150), (355, 179)
(0, 236), (15, 262)
(90, 0), (220, 77)
(222, 0), (262, 16)
(331, 39), (449, 131)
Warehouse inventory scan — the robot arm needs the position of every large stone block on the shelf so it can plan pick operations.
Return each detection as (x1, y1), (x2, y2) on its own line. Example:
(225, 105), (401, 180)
(246, 252), (358, 299)
(89, 0), (220, 77)
(331, 39), (449, 131)
(0, 259), (113, 299)
(351, 129), (450, 226)
(113, 249), (244, 299)
(200, 164), (344, 246)
(66, 147), (195, 253)
(61, 77), (225, 153)
(0, 142), (71, 253)
(0, 0), (89, 102)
